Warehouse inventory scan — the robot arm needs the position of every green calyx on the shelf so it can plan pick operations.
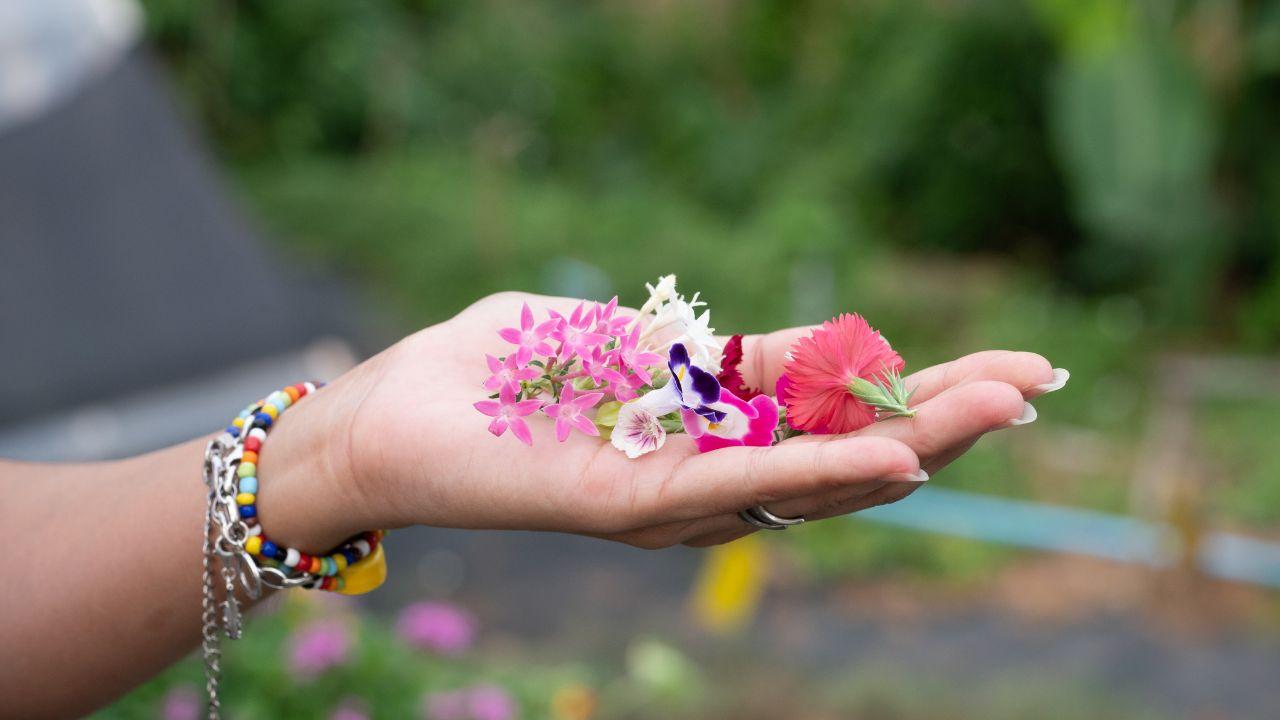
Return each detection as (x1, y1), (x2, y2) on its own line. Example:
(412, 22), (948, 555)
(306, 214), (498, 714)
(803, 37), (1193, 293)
(846, 368), (916, 419)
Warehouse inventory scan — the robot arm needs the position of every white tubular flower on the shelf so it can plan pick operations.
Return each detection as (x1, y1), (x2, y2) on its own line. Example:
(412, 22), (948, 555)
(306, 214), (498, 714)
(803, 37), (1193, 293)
(633, 277), (724, 374)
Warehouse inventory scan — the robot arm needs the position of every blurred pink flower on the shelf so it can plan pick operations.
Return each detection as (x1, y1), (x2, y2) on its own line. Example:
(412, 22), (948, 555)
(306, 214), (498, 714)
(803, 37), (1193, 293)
(396, 601), (477, 655)
(468, 685), (517, 720)
(288, 619), (352, 679)
(159, 685), (200, 720)
(423, 685), (517, 720)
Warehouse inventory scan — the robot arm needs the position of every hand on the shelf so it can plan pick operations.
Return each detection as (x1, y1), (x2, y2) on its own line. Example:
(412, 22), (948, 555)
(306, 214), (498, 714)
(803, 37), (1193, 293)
(276, 292), (1061, 550)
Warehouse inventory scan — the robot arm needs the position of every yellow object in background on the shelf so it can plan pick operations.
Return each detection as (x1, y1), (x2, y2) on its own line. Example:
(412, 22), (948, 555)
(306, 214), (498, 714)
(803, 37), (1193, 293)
(691, 533), (767, 634)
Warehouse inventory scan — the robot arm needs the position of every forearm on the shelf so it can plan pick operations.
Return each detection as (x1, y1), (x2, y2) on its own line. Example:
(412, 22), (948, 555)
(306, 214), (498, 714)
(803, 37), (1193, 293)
(0, 378), (366, 718)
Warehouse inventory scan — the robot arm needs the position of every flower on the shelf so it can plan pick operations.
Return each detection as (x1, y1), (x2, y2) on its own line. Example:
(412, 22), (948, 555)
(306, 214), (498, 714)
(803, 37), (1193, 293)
(610, 402), (667, 458)
(483, 354), (540, 393)
(468, 685), (517, 720)
(287, 619), (351, 679)
(497, 303), (557, 363)
(614, 324), (664, 386)
(160, 686), (200, 720)
(542, 384), (604, 442)
(424, 685), (517, 720)
(633, 275), (724, 373)
(397, 601), (477, 655)
(580, 346), (631, 390)
(549, 303), (611, 362)
(775, 313), (905, 434)
(474, 385), (544, 446)
(590, 296), (631, 337)
(714, 334), (763, 401)
(682, 390), (779, 452)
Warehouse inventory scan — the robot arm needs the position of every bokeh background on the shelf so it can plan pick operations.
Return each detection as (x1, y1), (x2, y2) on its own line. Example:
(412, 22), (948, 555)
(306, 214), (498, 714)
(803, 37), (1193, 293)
(4, 0), (1280, 718)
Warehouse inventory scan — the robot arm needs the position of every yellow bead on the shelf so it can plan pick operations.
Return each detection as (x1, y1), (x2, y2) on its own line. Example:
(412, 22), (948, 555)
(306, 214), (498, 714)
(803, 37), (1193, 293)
(335, 544), (387, 595)
(333, 554), (348, 572)
(232, 417), (245, 428)
(245, 536), (262, 555)
(262, 404), (279, 420)
(236, 492), (255, 506)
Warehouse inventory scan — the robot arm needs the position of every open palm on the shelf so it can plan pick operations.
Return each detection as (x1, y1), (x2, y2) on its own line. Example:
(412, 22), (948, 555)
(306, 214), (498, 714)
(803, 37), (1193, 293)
(335, 292), (1061, 548)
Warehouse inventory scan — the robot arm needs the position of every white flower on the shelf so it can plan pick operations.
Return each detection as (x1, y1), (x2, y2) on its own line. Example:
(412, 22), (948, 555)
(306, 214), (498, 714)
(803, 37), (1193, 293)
(633, 276), (724, 374)
(636, 274), (679, 317)
(611, 401), (668, 458)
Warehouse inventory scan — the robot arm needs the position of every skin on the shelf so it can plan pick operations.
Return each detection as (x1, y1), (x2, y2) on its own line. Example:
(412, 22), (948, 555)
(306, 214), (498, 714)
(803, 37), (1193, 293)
(0, 292), (1058, 718)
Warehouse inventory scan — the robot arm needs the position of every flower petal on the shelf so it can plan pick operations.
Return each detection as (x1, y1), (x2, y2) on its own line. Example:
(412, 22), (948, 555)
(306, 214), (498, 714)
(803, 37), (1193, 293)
(474, 400), (502, 417)
(508, 418), (534, 446)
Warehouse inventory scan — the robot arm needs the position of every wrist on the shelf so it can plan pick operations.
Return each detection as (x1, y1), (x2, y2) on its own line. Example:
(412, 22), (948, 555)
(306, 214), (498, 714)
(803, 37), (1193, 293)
(253, 374), (377, 553)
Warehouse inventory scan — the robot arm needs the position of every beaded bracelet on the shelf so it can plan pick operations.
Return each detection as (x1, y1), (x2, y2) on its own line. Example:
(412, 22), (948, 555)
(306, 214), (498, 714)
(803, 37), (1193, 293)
(223, 382), (388, 595)
(202, 381), (389, 719)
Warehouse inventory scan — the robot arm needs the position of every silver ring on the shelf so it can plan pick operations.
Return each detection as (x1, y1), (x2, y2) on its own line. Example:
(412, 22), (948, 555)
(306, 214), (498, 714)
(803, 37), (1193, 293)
(737, 504), (805, 531)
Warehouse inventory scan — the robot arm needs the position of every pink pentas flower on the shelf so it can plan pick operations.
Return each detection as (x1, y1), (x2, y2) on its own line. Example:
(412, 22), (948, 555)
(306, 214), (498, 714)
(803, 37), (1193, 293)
(482, 354), (540, 393)
(580, 347), (631, 389)
(397, 601), (477, 655)
(682, 389), (779, 453)
(474, 385), (543, 446)
(542, 384), (604, 442)
(614, 324), (664, 385)
(287, 619), (352, 679)
(590, 296), (632, 337)
(497, 303), (557, 363)
(549, 303), (610, 362)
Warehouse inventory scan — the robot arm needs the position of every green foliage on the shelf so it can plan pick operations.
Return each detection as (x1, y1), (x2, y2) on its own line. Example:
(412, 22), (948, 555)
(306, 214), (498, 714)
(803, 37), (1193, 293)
(139, 0), (1280, 334)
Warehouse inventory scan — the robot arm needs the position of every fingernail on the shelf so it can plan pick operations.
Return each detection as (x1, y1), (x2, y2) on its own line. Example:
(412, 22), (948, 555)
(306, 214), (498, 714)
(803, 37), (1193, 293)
(998, 402), (1037, 429)
(1029, 368), (1070, 396)
(887, 469), (930, 483)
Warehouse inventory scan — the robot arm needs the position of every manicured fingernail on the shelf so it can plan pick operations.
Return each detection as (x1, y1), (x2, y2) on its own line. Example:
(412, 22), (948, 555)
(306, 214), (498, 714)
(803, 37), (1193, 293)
(887, 469), (929, 483)
(998, 402), (1037, 429)
(1029, 368), (1070, 396)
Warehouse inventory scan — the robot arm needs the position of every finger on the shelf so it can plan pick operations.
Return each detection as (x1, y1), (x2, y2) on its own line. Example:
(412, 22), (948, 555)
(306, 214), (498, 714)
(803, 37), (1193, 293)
(790, 379), (1029, 458)
(630, 434), (921, 526)
(903, 350), (1058, 405)
(675, 380), (1028, 545)
(732, 326), (818, 395)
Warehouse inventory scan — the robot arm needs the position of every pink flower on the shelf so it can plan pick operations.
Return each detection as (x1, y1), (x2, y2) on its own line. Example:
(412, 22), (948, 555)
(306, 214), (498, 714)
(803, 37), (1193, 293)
(580, 347), (631, 390)
(590, 296), (631, 337)
(549, 304), (610, 362)
(497, 303), (557, 363)
(423, 685), (518, 720)
(287, 619), (351, 679)
(775, 313), (904, 434)
(474, 385), (543, 446)
(614, 324), (664, 385)
(682, 389), (779, 452)
(467, 685), (517, 720)
(160, 686), (200, 720)
(482, 354), (540, 393)
(610, 402), (667, 458)
(542, 384), (604, 442)
(396, 601), (477, 655)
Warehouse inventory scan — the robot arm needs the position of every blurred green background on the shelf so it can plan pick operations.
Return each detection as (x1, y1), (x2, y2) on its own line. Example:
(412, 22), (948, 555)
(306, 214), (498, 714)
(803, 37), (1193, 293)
(107, 0), (1280, 717)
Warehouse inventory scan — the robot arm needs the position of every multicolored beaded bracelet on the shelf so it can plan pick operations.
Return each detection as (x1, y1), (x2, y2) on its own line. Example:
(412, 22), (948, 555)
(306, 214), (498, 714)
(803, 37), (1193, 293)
(225, 381), (387, 595)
